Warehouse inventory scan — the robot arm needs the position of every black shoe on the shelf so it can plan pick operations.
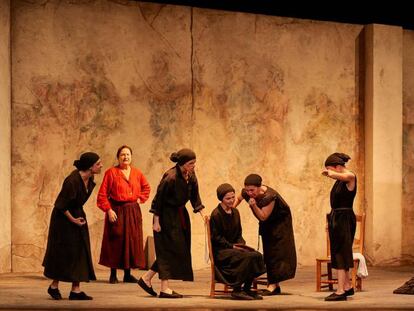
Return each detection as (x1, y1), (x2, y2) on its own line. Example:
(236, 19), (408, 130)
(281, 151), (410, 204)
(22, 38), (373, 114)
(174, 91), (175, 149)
(344, 287), (354, 296)
(159, 291), (183, 298)
(47, 286), (62, 300)
(231, 291), (254, 300)
(261, 286), (281, 296)
(325, 292), (347, 301)
(69, 291), (93, 300)
(137, 277), (157, 297)
(109, 275), (119, 284)
(123, 274), (138, 283)
(244, 290), (263, 300)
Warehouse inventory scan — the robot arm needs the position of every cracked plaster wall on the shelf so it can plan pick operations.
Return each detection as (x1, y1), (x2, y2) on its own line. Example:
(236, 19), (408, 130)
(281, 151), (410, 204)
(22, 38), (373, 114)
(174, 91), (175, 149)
(7, 0), (381, 272)
(402, 30), (414, 264)
(0, 0), (11, 273)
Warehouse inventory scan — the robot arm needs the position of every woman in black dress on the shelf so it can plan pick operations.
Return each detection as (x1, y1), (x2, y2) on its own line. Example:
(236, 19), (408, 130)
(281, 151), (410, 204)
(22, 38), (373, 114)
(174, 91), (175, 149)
(210, 183), (266, 300)
(234, 174), (296, 296)
(137, 148), (204, 298)
(43, 152), (103, 300)
(322, 152), (357, 301)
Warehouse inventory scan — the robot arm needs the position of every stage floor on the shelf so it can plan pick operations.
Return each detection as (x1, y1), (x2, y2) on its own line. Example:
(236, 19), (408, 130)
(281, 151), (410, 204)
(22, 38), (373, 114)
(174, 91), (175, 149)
(0, 265), (413, 310)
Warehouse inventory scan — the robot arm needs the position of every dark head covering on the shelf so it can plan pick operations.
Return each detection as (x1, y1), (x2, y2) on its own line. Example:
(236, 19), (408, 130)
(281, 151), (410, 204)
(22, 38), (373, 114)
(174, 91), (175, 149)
(244, 174), (262, 186)
(324, 152), (351, 167)
(216, 183), (235, 201)
(73, 152), (100, 171)
(170, 148), (196, 166)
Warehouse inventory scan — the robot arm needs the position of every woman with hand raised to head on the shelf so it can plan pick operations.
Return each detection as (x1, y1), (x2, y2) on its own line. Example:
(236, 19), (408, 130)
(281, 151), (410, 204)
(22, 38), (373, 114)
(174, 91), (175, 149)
(233, 173), (297, 296)
(322, 152), (357, 302)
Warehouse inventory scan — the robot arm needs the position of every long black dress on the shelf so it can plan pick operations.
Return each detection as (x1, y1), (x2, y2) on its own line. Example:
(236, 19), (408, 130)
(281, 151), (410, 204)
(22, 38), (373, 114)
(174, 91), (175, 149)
(43, 170), (96, 282)
(328, 176), (357, 270)
(150, 165), (204, 281)
(242, 186), (296, 284)
(210, 204), (265, 287)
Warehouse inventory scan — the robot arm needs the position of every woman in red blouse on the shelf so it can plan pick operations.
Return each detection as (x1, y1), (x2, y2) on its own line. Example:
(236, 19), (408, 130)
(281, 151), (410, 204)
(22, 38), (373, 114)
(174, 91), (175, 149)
(97, 145), (151, 283)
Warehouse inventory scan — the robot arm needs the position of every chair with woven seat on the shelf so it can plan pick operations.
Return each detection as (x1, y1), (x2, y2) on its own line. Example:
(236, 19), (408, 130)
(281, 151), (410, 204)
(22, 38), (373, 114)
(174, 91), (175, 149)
(205, 216), (232, 297)
(316, 212), (366, 292)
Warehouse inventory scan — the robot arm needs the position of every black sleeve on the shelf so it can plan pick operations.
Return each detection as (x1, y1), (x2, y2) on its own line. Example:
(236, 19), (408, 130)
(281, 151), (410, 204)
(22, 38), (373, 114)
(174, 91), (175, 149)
(54, 177), (77, 212)
(210, 213), (233, 249)
(190, 174), (204, 213)
(150, 174), (169, 216)
(234, 210), (246, 245)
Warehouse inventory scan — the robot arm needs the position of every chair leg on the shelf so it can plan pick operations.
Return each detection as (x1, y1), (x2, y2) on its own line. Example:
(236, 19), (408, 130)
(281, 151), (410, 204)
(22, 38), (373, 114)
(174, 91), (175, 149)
(327, 263), (333, 291)
(210, 279), (215, 297)
(252, 279), (258, 290)
(351, 265), (357, 290)
(316, 261), (322, 291)
(356, 276), (362, 291)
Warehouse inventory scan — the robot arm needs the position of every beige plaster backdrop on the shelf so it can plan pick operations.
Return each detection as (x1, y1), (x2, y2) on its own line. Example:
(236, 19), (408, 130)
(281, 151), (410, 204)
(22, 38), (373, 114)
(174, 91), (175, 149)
(402, 30), (414, 263)
(0, 0), (11, 273)
(11, 0), (367, 272)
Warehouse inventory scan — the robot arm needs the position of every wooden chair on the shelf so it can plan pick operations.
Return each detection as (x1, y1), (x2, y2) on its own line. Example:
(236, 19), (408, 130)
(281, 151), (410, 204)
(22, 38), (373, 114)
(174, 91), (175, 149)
(252, 237), (267, 289)
(316, 212), (366, 292)
(252, 275), (268, 289)
(205, 216), (232, 297)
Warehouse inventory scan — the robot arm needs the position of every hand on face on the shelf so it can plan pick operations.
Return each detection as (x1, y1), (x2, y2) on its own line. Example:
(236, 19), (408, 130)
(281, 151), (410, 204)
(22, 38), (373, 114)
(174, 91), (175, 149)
(248, 198), (257, 207)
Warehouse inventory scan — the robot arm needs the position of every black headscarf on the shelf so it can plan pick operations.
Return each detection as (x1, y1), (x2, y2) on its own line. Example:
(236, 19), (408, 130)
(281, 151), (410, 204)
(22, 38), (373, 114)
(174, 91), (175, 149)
(73, 152), (100, 171)
(244, 174), (262, 186)
(216, 183), (235, 201)
(170, 148), (196, 166)
(324, 152), (351, 167)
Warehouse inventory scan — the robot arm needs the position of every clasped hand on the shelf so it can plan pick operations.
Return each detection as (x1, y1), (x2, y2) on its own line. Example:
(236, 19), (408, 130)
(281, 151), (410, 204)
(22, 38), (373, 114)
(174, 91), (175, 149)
(73, 217), (86, 226)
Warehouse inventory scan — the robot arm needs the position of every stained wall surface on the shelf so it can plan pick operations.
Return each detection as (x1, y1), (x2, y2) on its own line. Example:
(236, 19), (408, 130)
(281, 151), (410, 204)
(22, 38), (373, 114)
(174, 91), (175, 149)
(402, 30), (414, 263)
(0, 0), (11, 273)
(11, 0), (365, 272)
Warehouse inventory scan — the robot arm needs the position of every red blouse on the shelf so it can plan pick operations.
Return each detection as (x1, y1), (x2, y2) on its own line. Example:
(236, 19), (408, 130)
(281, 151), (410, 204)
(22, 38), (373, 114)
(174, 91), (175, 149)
(97, 166), (151, 212)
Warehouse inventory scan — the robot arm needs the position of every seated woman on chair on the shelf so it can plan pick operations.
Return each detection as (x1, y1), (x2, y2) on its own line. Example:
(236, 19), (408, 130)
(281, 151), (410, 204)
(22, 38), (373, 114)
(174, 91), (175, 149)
(210, 183), (266, 300)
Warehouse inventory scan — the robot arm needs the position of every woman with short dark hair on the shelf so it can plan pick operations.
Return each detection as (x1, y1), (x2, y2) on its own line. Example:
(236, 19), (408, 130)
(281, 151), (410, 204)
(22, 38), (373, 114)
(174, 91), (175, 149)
(138, 148), (204, 298)
(322, 152), (357, 301)
(210, 183), (266, 300)
(43, 152), (103, 300)
(234, 173), (297, 296)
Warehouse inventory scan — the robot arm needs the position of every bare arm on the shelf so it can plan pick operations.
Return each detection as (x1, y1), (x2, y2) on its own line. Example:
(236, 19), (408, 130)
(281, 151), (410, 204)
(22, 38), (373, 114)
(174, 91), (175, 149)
(248, 198), (275, 222)
(233, 194), (243, 208)
(64, 210), (86, 226)
(153, 215), (161, 232)
(322, 169), (356, 191)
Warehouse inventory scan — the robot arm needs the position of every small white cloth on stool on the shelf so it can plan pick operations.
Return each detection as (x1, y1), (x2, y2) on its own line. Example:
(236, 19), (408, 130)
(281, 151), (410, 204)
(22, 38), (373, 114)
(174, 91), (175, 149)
(353, 252), (368, 278)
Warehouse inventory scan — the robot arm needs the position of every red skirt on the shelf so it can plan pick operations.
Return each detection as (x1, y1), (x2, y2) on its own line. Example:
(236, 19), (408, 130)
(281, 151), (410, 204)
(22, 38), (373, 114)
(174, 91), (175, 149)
(99, 201), (145, 269)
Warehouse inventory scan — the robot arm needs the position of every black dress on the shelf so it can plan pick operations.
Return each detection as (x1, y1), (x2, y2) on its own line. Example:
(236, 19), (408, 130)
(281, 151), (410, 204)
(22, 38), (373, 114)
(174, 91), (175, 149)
(328, 176), (357, 269)
(150, 165), (204, 281)
(210, 204), (265, 287)
(242, 186), (297, 284)
(43, 170), (96, 282)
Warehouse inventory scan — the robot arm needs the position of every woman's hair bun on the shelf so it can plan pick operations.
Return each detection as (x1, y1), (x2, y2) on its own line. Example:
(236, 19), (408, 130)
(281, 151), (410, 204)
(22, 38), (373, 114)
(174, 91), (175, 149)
(170, 152), (179, 162)
(338, 153), (351, 162)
